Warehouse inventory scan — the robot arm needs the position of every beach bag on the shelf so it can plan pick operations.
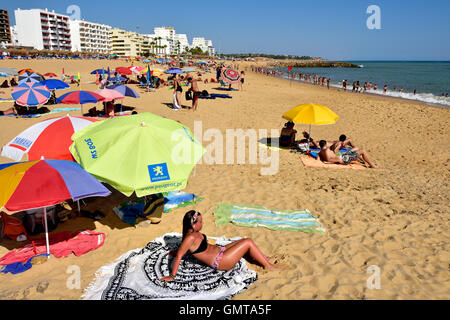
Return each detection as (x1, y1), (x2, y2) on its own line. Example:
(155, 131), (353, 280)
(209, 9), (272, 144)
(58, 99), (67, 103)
(297, 142), (310, 153)
(185, 91), (192, 100)
(201, 90), (209, 97)
(0, 212), (28, 242)
(23, 206), (59, 236)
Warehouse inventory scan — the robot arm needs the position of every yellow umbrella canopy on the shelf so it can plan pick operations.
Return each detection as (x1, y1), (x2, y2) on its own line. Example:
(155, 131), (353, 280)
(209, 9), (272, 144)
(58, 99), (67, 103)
(282, 104), (339, 142)
(282, 103), (339, 125)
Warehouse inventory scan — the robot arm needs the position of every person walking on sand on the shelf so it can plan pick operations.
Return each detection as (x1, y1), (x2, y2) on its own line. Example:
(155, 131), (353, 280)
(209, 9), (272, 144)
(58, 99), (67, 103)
(187, 76), (200, 111)
(239, 71), (245, 91)
(327, 78), (330, 89)
(172, 74), (182, 110)
(159, 210), (281, 283)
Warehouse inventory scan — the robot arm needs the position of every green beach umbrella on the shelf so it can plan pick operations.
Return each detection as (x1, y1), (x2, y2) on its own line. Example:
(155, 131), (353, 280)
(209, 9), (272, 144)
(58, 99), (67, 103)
(69, 113), (205, 197)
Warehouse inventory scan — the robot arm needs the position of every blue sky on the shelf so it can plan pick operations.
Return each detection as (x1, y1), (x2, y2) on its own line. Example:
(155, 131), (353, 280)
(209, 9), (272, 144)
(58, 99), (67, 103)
(5, 0), (450, 60)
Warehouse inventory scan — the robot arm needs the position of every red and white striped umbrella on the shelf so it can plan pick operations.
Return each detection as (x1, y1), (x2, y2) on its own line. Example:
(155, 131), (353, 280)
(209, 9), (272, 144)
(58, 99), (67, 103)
(1, 115), (100, 162)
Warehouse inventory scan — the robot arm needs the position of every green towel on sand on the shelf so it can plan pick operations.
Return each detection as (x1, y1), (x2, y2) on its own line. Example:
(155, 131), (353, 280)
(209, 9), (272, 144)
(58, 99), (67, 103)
(214, 203), (326, 234)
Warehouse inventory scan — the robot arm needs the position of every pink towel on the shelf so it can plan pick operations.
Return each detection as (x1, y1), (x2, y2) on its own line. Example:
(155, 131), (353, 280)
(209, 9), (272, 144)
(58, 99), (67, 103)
(0, 230), (105, 265)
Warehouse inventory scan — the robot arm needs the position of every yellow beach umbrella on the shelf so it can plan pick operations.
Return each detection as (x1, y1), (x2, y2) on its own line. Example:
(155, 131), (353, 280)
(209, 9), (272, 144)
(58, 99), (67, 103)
(282, 103), (339, 141)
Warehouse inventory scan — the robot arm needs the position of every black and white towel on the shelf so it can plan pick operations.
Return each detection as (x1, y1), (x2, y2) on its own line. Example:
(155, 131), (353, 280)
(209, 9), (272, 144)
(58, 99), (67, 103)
(82, 233), (258, 300)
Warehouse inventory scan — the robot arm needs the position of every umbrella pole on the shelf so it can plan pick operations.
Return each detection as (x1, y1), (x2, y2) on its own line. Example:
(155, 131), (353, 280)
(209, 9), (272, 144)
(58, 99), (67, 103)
(77, 200), (81, 217)
(43, 207), (50, 259)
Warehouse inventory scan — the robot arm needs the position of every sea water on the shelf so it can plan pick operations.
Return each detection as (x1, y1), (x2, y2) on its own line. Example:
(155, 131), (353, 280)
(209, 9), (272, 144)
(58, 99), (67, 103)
(275, 61), (450, 107)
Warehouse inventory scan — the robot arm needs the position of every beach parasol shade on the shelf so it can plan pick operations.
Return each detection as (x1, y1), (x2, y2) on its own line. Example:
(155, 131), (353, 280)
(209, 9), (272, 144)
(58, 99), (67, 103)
(129, 66), (144, 75)
(18, 71), (44, 84)
(44, 73), (57, 77)
(107, 75), (126, 82)
(0, 159), (111, 212)
(282, 103), (339, 140)
(106, 84), (140, 98)
(282, 104), (339, 125)
(18, 68), (36, 75)
(165, 68), (182, 74)
(90, 68), (108, 75)
(94, 89), (125, 102)
(115, 67), (132, 75)
(11, 82), (51, 106)
(221, 69), (241, 84)
(1, 115), (100, 162)
(0, 159), (111, 258)
(40, 79), (70, 90)
(56, 91), (105, 105)
(69, 112), (206, 197)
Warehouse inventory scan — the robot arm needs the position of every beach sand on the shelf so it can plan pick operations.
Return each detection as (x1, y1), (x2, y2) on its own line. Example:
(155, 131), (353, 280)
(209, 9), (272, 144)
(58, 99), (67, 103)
(0, 59), (449, 300)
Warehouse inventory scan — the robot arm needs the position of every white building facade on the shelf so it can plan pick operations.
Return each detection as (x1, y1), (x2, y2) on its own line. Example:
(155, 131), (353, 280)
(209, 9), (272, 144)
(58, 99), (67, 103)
(70, 20), (111, 53)
(191, 37), (215, 55)
(14, 8), (72, 51)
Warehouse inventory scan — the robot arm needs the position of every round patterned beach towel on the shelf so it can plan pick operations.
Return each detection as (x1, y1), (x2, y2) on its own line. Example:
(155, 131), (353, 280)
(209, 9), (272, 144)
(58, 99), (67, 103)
(82, 233), (258, 300)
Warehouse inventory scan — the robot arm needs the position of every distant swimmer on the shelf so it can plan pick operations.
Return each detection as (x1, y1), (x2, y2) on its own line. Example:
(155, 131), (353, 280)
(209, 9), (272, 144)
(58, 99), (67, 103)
(374, 84), (378, 90)
(342, 80), (347, 91)
(384, 85), (388, 93)
(399, 88), (403, 92)
(414, 89), (417, 95)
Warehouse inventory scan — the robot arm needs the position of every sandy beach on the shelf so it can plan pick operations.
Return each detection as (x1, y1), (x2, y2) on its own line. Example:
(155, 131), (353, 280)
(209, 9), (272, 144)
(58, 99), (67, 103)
(0, 58), (449, 300)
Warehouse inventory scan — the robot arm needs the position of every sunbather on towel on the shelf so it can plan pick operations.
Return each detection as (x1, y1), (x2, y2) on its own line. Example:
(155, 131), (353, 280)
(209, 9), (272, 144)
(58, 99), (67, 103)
(330, 134), (358, 153)
(159, 210), (281, 282)
(318, 140), (378, 168)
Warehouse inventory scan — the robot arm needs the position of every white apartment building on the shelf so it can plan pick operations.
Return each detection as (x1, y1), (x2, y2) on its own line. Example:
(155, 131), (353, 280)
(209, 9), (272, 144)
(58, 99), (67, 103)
(70, 20), (111, 53)
(191, 37), (215, 55)
(14, 8), (72, 51)
(174, 33), (189, 54)
(10, 26), (19, 47)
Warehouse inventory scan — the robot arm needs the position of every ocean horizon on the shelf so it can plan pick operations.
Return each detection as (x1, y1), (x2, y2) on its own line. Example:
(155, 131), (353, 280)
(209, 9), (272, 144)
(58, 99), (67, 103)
(275, 60), (450, 107)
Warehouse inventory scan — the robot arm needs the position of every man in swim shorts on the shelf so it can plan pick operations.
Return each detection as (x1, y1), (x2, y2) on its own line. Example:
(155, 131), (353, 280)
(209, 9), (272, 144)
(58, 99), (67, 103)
(318, 140), (378, 168)
(187, 76), (200, 111)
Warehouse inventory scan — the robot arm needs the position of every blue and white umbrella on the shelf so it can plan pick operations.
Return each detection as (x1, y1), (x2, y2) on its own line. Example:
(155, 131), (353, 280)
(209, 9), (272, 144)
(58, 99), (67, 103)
(40, 79), (70, 90)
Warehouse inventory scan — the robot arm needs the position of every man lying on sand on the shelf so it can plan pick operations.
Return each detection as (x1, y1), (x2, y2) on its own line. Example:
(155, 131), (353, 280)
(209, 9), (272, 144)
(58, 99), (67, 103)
(330, 134), (357, 152)
(318, 140), (378, 168)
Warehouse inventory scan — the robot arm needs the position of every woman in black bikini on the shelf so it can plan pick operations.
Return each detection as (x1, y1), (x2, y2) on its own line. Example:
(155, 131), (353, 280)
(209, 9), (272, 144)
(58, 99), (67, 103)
(159, 210), (280, 282)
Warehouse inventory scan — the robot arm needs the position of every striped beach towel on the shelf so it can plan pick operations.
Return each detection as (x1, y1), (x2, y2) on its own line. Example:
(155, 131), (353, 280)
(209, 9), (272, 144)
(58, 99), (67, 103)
(214, 203), (326, 234)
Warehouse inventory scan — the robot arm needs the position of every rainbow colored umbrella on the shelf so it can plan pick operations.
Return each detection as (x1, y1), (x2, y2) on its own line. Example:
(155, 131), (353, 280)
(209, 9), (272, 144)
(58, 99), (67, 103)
(11, 82), (51, 106)
(221, 69), (241, 84)
(0, 159), (111, 257)
(1, 115), (100, 162)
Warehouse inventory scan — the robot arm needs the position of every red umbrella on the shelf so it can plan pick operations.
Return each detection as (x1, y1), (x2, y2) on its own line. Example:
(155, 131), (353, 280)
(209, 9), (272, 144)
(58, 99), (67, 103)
(115, 67), (132, 75)
(1, 115), (100, 161)
(44, 72), (57, 77)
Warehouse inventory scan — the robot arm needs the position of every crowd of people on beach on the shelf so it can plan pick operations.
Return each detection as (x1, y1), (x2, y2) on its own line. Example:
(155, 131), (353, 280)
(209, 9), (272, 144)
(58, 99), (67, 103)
(250, 66), (449, 98)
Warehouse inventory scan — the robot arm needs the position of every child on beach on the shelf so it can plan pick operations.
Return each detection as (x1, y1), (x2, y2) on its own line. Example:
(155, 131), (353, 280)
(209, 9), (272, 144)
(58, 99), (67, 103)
(159, 210), (281, 283)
